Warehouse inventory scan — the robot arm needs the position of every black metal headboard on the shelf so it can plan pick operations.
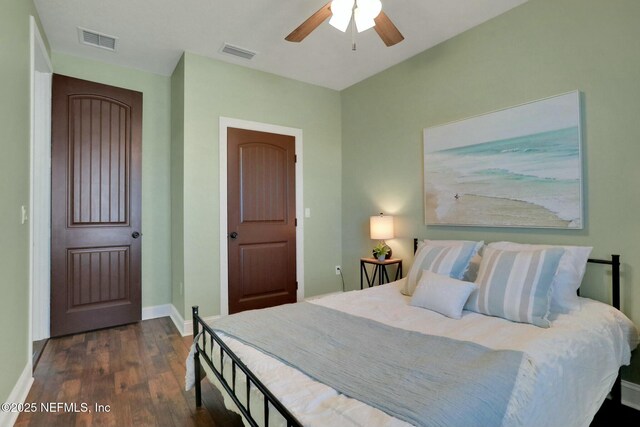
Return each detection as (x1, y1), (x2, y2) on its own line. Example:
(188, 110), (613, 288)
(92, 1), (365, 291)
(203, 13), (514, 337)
(412, 238), (621, 310)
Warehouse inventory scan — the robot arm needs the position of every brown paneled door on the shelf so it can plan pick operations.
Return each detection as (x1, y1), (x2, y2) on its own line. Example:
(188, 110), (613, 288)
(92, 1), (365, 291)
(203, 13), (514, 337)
(51, 75), (142, 337)
(228, 128), (297, 314)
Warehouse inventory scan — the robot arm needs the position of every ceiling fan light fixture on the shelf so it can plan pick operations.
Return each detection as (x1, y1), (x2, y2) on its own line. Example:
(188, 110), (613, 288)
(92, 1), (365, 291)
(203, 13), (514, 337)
(329, 12), (352, 32)
(285, 0), (403, 47)
(329, 0), (354, 32)
(354, 0), (382, 32)
(358, 0), (382, 18)
(354, 7), (375, 32)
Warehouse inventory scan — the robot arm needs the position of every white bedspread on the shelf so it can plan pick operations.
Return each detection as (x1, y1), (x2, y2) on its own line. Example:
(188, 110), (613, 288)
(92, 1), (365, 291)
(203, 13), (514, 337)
(201, 279), (638, 427)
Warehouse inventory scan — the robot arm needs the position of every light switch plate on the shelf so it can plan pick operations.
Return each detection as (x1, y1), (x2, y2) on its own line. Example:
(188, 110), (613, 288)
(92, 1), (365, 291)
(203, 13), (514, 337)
(21, 205), (28, 224)
(305, 208), (311, 218)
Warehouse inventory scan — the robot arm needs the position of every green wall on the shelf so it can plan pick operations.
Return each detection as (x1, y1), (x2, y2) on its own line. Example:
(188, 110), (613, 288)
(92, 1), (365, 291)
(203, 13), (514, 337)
(52, 53), (173, 308)
(176, 52), (342, 318)
(171, 55), (186, 317)
(0, 0), (46, 403)
(341, 0), (640, 323)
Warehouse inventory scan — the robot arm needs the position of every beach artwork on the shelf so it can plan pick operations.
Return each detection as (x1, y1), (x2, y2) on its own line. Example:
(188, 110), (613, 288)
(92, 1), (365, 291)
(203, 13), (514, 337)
(424, 91), (583, 228)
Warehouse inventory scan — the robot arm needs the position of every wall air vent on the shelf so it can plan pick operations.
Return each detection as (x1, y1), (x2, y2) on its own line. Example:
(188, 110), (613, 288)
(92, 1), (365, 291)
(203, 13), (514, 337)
(77, 27), (118, 52)
(220, 43), (256, 60)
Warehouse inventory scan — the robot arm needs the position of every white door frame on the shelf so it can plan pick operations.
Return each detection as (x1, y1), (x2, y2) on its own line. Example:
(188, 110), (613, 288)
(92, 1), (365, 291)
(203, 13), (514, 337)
(219, 117), (304, 316)
(29, 15), (53, 348)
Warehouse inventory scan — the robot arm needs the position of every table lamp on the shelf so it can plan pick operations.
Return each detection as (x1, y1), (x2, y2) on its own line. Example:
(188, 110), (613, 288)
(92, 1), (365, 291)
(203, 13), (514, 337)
(370, 213), (394, 259)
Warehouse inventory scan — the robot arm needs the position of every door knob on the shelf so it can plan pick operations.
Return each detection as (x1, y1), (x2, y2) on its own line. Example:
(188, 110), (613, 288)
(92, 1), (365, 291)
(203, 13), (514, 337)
(132, 231), (141, 239)
(229, 232), (238, 239)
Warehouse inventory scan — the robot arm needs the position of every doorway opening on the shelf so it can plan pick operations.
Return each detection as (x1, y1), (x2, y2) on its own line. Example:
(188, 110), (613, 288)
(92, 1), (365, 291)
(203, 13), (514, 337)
(29, 15), (53, 370)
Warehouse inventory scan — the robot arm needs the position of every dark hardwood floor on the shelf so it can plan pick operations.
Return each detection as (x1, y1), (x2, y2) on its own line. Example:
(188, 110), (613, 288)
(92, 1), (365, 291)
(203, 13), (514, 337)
(31, 339), (48, 372)
(16, 317), (242, 427)
(15, 316), (640, 427)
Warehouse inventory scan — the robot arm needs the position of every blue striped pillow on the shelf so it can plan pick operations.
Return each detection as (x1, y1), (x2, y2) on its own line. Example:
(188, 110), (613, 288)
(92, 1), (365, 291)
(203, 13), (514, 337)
(465, 247), (564, 328)
(403, 242), (481, 296)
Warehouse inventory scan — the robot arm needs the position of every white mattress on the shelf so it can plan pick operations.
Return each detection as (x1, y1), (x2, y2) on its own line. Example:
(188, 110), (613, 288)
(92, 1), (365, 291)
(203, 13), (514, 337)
(202, 279), (638, 427)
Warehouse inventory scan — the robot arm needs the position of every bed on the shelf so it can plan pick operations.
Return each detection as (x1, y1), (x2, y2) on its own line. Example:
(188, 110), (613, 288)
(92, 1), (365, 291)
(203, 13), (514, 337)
(187, 239), (638, 427)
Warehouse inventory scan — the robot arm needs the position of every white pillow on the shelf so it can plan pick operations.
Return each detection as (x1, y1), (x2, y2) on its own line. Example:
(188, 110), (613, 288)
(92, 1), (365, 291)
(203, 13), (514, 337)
(410, 270), (477, 319)
(488, 242), (592, 313)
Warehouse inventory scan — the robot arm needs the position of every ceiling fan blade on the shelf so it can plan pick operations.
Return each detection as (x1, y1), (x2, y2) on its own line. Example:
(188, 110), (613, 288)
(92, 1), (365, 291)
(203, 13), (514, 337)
(285, 2), (333, 43)
(374, 11), (404, 47)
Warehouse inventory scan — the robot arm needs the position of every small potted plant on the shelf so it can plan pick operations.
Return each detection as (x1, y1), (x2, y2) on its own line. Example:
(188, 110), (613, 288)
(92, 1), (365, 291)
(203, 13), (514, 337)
(372, 242), (390, 262)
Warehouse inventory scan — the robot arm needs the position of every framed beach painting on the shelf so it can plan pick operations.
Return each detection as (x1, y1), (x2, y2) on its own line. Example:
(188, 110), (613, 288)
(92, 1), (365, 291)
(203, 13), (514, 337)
(423, 91), (583, 229)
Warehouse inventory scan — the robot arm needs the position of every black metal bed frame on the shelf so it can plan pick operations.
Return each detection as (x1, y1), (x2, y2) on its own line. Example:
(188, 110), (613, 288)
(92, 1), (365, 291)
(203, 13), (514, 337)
(587, 255), (622, 407)
(190, 241), (623, 427)
(191, 306), (302, 427)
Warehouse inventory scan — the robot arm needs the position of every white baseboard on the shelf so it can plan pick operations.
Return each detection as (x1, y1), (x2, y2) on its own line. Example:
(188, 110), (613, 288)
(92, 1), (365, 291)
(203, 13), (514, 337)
(0, 362), (34, 427)
(141, 304), (172, 320)
(622, 380), (640, 410)
(167, 304), (219, 337)
(170, 304), (187, 336)
(141, 304), (186, 336)
(184, 314), (220, 337)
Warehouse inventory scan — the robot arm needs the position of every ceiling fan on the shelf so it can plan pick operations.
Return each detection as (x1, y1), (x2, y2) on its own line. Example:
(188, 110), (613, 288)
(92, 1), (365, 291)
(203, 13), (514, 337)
(285, 0), (404, 47)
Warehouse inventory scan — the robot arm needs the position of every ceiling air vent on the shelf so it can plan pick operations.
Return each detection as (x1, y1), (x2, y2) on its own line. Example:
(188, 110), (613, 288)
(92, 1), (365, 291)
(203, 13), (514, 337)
(220, 43), (256, 60)
(77, 27), (118, 52)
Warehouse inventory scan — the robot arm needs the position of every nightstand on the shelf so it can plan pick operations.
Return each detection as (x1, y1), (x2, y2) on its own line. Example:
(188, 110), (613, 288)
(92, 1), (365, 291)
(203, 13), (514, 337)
(360, 258), (403, 289)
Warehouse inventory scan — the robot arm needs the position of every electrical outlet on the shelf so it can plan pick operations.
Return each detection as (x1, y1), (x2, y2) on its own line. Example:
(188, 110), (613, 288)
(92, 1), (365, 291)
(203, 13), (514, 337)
(335, 266), (341, 275)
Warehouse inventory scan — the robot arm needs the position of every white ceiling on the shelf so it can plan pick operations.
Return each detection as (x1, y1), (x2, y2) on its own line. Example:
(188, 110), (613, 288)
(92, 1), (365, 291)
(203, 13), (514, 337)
(34, 0), (528, 91)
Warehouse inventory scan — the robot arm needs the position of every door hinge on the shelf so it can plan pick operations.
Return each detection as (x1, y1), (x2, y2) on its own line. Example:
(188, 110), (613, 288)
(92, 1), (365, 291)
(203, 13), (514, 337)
(296, 281), (298, 290)
(295, 154), (297, 163)
(295, 218), (297, 226)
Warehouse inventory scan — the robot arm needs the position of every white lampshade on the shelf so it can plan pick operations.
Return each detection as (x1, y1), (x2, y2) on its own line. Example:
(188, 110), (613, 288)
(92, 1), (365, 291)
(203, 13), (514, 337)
(370, 214), (394, 240)
(359, 0), (382, 18)
(329, 0), (354, 32)
(354, 0), (381, 32)
(354, 7), (375, 32)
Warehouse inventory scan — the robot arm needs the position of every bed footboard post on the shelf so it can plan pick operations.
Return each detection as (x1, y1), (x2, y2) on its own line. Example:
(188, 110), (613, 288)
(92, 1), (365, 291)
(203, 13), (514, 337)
(612, 255), (620, 310)
(192, 305), (200, 337)
(611, 255), (622, 407)
(192, 305), (202, 408)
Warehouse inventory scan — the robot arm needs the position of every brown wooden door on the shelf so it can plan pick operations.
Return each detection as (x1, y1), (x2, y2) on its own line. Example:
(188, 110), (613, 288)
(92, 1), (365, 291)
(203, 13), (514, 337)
(227, 128), (297, 314)
(51, 74), (142, 337)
